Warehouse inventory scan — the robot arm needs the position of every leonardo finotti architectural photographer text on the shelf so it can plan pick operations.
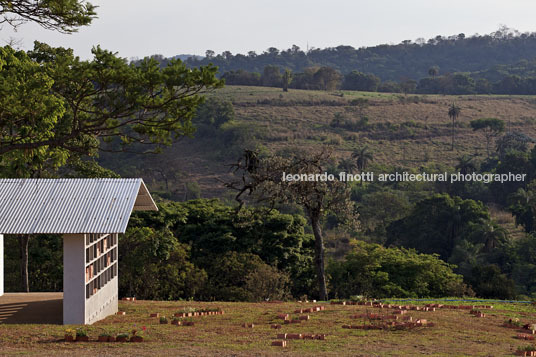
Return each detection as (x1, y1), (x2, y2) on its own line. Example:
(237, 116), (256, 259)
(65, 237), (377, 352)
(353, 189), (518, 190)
(281, 171), (527, 184)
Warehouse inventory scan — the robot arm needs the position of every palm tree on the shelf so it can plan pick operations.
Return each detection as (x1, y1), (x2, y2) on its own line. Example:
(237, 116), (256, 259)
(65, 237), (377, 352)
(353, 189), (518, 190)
(448, 103), (461, 151)
(338, 157), (357, 173)
(479, 223), (507, 252)
(448, 240), (484, 277)
(352, 146), (374, 171)
(455, 155), (477, 175)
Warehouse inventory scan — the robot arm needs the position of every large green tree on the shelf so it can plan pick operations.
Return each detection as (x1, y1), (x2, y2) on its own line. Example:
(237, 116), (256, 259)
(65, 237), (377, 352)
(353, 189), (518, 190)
(470, 118), (505, 158)
(508, 180), (536, 233)
(1, 42), (222, 160)
(342, 71), (380, 91)
(386, 194), (490, 261)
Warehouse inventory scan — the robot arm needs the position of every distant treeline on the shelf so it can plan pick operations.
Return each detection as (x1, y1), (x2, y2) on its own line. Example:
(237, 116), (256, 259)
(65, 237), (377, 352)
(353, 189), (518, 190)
(181, 27), (536, 83)
(218, 62), (536, 95)
(142, 27), (536, 95)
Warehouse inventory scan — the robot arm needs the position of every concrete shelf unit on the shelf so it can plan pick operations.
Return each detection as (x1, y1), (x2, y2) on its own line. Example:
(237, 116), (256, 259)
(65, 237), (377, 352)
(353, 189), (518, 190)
(85, 233), (118, 298)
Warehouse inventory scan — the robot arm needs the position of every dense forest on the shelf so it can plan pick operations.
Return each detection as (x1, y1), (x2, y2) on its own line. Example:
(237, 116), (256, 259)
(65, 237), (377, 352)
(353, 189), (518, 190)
(176, 27), (536, 95)
(185, 27), (536, 80)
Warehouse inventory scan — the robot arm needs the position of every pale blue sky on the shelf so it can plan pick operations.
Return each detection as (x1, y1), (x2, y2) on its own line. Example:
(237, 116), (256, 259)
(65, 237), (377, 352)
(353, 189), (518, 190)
(2, 0), (536, 59)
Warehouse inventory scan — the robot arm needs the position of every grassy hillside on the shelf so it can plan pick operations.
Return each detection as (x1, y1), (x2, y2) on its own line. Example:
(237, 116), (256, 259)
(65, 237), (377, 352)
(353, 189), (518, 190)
(1, 299), (535, 356)
(107, 86), (536, 200)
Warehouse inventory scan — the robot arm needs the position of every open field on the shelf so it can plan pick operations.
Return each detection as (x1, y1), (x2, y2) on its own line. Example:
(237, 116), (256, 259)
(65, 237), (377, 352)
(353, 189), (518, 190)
(1, 299), (536, 356)
(213, 86), (536, 167)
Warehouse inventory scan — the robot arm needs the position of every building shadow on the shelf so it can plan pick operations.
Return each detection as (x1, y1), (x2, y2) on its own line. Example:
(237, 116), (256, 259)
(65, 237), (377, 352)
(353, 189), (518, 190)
(0, 294), (62, 324)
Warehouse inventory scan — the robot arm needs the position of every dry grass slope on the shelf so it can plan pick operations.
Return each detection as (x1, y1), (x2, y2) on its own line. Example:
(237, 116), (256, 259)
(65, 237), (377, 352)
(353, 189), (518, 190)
(153, 86), (536, 200)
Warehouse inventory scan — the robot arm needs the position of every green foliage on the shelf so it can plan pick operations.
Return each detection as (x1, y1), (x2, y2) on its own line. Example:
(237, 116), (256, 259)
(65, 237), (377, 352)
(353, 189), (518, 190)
(0, 0), (96, 33)
(290, 66), (342, 91)
(119, 226), (207, 300)
(201, 251), (290, 301)
(4, 234), (63, 292)
(508, 180), (536, 233)
(351, 146), (374, 171)
(244, 263), (291, 301)
(400, 79), (417, 94)
(329, 113), (369, 132)
(417, 73), (476, 94)
(222, 69), (261, 86)
(188, 28), (536, 90)
(0, 46), (68, 176)
(195, 97), (235, 128)
(378, 81), (401, 93)
(312, 67), (343, 91)
(386, 194), (490, 261)
(343, 71), (380, 91)
(64, 158), (120, 178)
(468, 264), (515, 299)
(512, 234), (536, 297)
(492, 150), (535, 204)
(470, 118), (505, 133)
(470, 118), (505, 157)
(328, 240), (466, 298)
(282, 69), (292, 92)
(428, 66), (440, 77)
(76, 328), (88, 337)
(358, 190), (410, 240)
(129, 199), (315, 300)
(261, 65), (282, 87)
(0, 42), (223, 176)
(496, 131), (533, 160)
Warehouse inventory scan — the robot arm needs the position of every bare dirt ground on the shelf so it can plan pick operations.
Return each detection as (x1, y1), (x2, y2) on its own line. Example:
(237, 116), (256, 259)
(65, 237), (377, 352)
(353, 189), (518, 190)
(0, 293), (62, 324)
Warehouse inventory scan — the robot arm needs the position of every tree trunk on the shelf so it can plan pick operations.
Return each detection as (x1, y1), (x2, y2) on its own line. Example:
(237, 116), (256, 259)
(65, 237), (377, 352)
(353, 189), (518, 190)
(486, 135), (491, 158)
(310, 212), (328, 300)
(451, 117), (455, 151)
(19, 234), (30, 292)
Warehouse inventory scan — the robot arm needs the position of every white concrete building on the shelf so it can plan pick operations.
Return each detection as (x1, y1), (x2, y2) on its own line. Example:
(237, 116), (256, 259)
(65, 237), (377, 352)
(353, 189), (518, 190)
(0, 178), (157, 325)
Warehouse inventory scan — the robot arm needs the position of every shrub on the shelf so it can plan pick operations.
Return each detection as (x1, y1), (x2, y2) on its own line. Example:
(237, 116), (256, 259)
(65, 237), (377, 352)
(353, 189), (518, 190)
(327, 240), (465, 298)
(245, 264), (291, 301)
(76, 328), (88, 337)
(201, 252), (291, 301)
(329, 113), (370, 131)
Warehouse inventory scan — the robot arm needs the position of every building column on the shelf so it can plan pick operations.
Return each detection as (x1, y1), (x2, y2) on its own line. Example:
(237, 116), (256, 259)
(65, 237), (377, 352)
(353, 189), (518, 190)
(63, 234), (85, 325)
(0, 234), (3, 296)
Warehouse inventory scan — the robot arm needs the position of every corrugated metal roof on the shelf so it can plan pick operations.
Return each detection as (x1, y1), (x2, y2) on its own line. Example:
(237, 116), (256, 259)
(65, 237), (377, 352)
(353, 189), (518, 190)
(0, 178), (158, 234)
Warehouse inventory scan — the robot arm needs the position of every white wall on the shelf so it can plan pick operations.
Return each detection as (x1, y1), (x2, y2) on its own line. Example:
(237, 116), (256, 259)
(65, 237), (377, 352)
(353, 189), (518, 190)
(86, 276), (118, 324)
(63, 234), (85, 324)
(0, 234), (3, 296)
